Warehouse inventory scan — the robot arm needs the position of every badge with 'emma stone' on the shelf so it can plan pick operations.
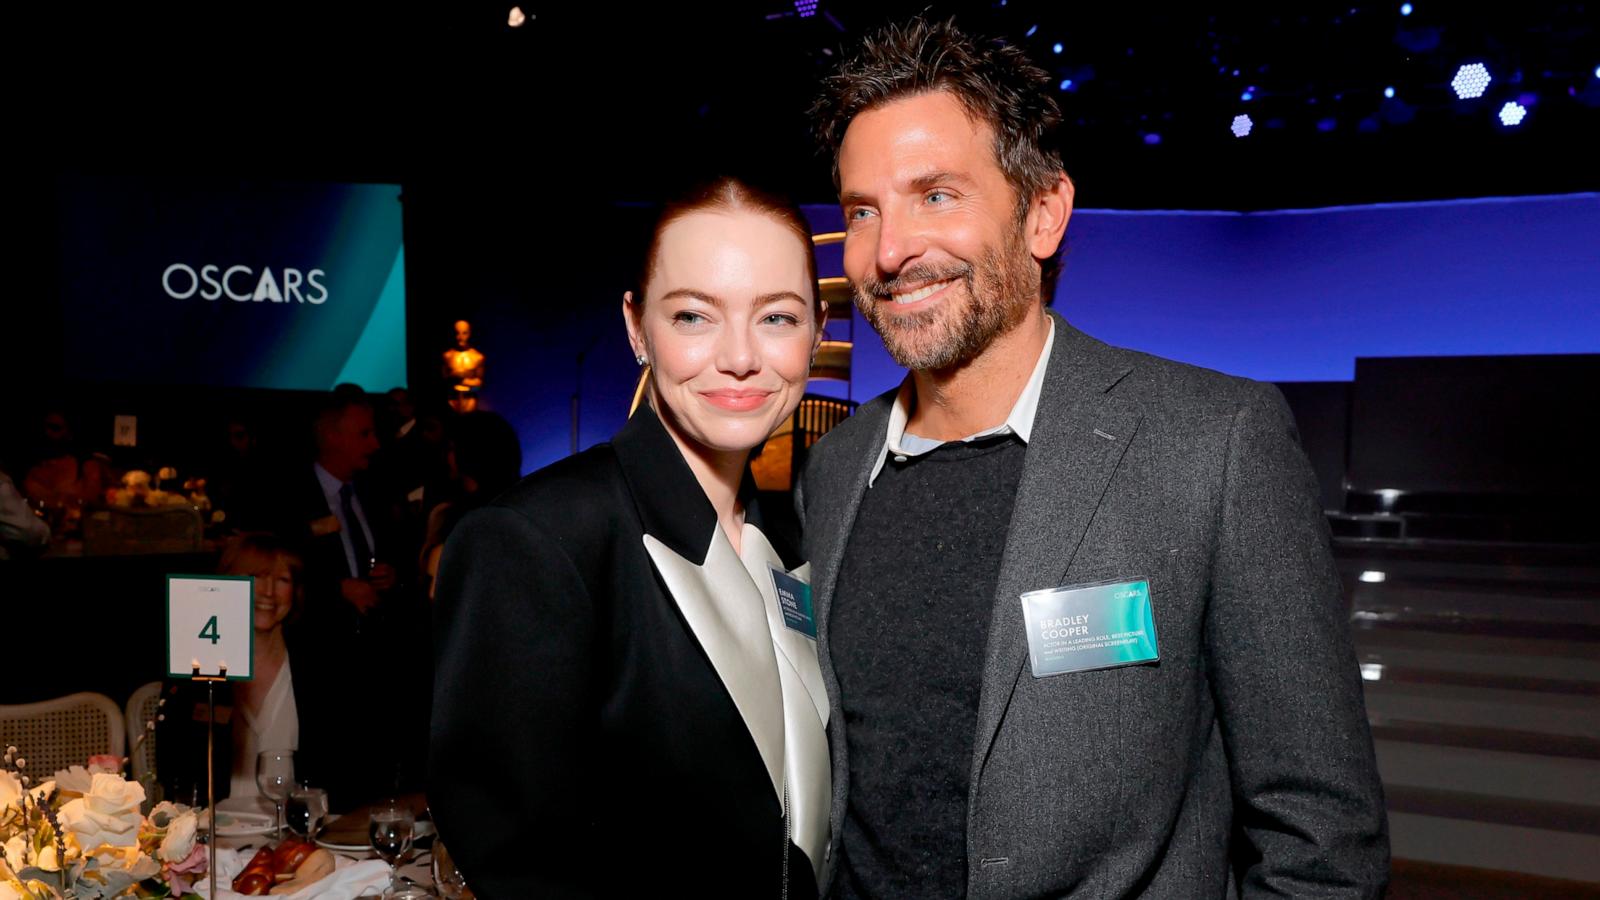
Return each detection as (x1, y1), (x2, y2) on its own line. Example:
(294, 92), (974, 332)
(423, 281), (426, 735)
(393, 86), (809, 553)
(1019, 578), (1159, 677)
(769, 566), (816, 640)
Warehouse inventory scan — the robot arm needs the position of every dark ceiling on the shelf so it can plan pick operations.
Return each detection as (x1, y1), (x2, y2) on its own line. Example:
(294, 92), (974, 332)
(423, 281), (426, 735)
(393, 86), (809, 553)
(26, 1), (1599, 210)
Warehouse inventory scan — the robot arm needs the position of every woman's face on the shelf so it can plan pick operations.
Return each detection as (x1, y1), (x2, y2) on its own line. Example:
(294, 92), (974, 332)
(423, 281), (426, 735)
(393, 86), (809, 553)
(233, 550), (296, 633)
(625, 209), (824, 458)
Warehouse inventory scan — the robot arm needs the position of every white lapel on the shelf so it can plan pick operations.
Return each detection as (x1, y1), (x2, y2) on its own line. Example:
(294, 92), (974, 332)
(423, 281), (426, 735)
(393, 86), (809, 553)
(644, 530), (786, 805)
(739, 526), (833, 880)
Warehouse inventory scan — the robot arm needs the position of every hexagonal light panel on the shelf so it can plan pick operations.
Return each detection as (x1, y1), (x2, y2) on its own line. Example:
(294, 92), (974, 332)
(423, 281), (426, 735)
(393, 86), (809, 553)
(1231, 114), (1254, 137)
(1498, 101), (1528, 126)
(1451, 63), (1492, 99)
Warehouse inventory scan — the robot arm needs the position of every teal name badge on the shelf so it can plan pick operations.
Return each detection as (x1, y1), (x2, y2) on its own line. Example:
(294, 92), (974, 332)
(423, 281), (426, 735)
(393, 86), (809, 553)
(1019, 578), (1159, 677)
(770, 566), (816, 640)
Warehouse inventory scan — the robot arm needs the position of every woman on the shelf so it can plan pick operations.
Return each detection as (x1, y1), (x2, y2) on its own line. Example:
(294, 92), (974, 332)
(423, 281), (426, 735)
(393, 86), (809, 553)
(158, 534), (304, 811)
(158, 534), (390, 813)
(430, 176), (830, 897)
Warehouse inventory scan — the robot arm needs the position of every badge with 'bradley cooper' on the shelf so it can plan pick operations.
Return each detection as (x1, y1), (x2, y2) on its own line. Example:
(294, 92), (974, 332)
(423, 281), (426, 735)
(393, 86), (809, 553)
(1020, 579), (1160, 677)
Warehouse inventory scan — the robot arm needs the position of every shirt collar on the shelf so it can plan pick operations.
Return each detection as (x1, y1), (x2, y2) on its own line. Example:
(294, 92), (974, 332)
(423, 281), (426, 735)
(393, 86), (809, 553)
(313, 461), (347, 499)
(868, 316), (1055, 487)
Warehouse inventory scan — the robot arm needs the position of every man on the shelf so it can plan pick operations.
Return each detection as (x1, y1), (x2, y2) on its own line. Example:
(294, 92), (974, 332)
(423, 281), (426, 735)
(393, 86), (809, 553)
(797, 18), (1388, 899)
(237, 389), (428, 803)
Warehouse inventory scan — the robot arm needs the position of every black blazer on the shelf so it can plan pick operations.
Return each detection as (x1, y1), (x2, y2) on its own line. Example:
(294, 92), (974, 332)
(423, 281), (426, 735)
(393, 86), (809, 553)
(430, 407), (825, 899)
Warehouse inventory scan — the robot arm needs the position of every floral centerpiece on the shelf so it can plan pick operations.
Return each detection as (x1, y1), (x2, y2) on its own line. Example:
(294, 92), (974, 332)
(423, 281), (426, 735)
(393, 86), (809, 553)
(1, 749), (205, 899)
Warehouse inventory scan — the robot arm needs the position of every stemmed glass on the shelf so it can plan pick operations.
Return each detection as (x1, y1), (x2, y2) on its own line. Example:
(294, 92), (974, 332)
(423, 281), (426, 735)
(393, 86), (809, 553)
(285, 785), (328, 841)
(255, 750), (294, 839)
(368, 799), (415, 896)
(431, 837), (472, 899)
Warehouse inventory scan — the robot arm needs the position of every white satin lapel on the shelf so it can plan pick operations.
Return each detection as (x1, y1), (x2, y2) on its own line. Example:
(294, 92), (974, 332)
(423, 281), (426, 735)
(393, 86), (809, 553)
(740, 526), (832, 881)
(644, 531), (785, 804)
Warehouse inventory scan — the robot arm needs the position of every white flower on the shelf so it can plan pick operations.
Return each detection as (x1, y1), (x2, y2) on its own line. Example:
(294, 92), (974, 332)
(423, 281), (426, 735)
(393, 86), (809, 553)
(1, 836), (24, 871)
(148, 800), (187, 828)
(0, 771), (20, 807)
(57, 773), (145, 849)
(51, 766), (94, 795)
(90, 844), (159, 880)
(157, 811), (197, 863)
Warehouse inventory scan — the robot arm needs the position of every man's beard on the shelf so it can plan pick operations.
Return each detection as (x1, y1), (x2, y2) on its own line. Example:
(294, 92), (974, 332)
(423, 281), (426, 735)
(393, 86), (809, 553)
(853, 228), (1038, 371)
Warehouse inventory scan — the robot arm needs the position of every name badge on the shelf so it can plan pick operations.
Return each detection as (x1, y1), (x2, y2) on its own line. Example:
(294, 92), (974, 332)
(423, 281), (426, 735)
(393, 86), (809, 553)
(1019, 578), (1159, 678)
(769, 566), (817, 640)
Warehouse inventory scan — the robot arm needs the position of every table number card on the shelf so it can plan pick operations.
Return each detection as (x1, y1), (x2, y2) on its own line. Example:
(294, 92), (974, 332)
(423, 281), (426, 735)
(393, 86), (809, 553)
(167, 575), (254, 680)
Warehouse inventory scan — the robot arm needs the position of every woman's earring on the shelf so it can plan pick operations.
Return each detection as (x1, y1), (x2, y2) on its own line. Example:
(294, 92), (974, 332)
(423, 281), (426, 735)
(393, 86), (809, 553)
(636, 354), (648, 367)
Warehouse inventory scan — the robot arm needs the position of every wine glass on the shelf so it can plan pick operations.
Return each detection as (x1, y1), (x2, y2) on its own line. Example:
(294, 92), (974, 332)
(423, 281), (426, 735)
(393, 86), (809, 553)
(369, 800), (415, 895)
(255, 750), (294, 839)
(285, 785), (328, 841)
(431, 837), (473, 899)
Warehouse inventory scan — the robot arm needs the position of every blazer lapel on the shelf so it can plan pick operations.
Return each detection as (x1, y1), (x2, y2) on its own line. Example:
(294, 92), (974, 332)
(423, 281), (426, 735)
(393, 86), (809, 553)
(807, 396), (894, 641)
(970, 314), (1144, 778)
(615, 407), (787, 805)
(740, 528), (832, 881)
(644, 531), (787, 804)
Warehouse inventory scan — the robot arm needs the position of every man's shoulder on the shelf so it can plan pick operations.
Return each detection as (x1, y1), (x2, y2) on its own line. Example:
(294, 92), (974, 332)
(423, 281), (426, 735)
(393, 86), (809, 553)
(1069, 327), (1281, 417)
(804, 387), (896, 475)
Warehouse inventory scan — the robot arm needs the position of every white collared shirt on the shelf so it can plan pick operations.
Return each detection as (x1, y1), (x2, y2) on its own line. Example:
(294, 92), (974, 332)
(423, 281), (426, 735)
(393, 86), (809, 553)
(314, 462), (376, 578)
(868, 317), (1055, 487)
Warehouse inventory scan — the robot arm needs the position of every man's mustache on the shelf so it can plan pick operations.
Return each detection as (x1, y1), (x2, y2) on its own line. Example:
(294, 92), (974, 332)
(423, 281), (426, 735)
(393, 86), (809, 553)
(856, 263), (974, 301)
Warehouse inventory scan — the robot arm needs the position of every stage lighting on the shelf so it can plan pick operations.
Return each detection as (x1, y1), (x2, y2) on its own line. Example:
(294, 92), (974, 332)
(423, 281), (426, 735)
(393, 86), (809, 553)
(1400, 3), (1413, 15)
(1058, 78), (1073, 91)
(1360, 663), (1384, 682)
(1231, 114), (1253, 137)
(1451, 63), (1491, 99)
(795, 0), (818, 17)
(1359, 571), (1387, 584)
(1384, 86), (1395, 98)
(1143, 133), (1162, 145)
(1026, 24), (1038, 37)
(1241, 90), (1254, 101)
(1499, 100), (1527, 126)
(1053, 42), (1063, 54)
(507, 6), (526, 26)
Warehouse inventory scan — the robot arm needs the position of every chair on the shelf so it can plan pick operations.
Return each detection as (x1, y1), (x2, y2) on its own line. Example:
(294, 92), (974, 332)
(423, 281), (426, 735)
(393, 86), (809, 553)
(126, 682), (163, 782)
(0, 692), (126, 779)
(82, 506), (204, 556)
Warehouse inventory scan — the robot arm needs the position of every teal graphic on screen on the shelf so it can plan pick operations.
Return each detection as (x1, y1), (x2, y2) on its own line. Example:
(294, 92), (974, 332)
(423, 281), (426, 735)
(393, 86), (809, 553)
(57, 177), (406, 391)
(1019, 579), (1160, 677)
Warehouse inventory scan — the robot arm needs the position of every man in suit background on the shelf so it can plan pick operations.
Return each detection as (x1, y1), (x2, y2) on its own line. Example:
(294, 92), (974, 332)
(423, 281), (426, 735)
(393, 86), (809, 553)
(233, 388), (428, 804)
(798, 18), (1388, 898)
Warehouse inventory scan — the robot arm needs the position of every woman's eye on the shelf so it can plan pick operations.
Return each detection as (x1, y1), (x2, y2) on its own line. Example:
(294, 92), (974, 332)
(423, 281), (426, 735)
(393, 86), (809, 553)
(762, 313), (800, 327)
(673, 311), (707, 325)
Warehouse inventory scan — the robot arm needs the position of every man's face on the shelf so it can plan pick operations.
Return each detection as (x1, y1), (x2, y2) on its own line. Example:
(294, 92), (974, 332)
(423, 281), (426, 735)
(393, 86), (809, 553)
(324, 405), (380, 474)
(838, 90), (1041, 371)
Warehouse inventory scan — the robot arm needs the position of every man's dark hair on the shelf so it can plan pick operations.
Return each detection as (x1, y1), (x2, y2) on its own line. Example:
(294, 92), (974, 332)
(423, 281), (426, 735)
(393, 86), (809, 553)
(812, 16), (1067, 296)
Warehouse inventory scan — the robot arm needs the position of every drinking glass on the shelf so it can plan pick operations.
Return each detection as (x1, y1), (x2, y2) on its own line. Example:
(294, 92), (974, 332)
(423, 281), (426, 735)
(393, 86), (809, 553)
(285, 785), (328, 840)
(431, 837), (473, 899)
(255, 750), (294, 839)
(369, 800), (415, 895)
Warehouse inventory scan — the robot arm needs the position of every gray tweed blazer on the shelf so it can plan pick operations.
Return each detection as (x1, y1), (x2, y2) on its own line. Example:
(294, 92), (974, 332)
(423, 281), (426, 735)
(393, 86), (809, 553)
(796, 311), (1389, 899)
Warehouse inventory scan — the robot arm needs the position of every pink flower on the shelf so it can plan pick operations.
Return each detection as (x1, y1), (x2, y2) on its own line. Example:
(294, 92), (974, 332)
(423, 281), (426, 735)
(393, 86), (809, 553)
(164, 841), (207, 893)
(86, 754), (122, 775)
